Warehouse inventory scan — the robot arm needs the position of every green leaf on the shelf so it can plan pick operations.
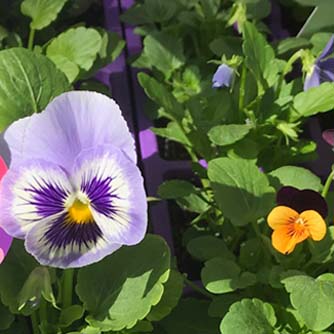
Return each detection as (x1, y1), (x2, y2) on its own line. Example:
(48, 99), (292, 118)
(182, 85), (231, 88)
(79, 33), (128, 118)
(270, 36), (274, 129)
(140, 32), (185, 79)
(239, 238), (264, 269)
(47, 27), (102, 82)
(292, 83), (334, 120)
(208, 158), (275, 226)
(202, 257), (256, 294)
(158, 298), (220, 334)
(76, 234), (170, 332)
(282, 274), (334, 331)
(208, 124), (251, 146)
(242, 21), (277, 89)
(0, 303), (14, 330)
(186, 236), (235, 262)
(202, 258), (241, 294)
(158, 180), (196, 199)
(0, 47), (69, 131)
(208, 294), (240, 318)
(152, 122), (189, 147)
(18, 267), (57, 315)
(276, 37), (311, 55)
(145, 0), (177, 22)
(138, 73), (184, 120)
(59, 305), (84, 328)
(199, 0), (221, 17)
(269, 166), (322, 191)
(220, 298), (277, 334)
(147, 270), (183, 321)
(209, 37), (242, 58)
(21, 0), (68, 30)
(0, 240), (38, 314)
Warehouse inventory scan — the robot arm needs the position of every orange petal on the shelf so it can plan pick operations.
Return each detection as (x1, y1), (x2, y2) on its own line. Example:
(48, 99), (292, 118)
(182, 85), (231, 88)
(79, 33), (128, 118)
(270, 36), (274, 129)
(300, 210), (327, 241)
(272, 226), (309, 254)
(267, 206), (299, 230)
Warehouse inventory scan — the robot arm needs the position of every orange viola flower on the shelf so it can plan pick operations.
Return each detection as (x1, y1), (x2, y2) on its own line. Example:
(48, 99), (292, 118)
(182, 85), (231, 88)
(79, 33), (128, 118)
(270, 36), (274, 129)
(267, 186), (327, 254)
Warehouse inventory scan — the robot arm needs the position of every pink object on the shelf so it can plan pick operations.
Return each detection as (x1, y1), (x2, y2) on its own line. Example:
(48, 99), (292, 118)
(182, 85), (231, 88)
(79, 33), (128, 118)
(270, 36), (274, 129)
(0, 156), (11, 264)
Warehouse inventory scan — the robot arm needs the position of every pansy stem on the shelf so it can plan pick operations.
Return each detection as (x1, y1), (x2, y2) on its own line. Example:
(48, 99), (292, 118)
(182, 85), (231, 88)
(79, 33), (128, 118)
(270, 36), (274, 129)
(321, 167), (334, 198)
(183, 275), (214, 299)
(28, 28), (35, 50)
(62, 268), (74, 308)
(238, 62), (247, 115)
(30, 311), (39, 334)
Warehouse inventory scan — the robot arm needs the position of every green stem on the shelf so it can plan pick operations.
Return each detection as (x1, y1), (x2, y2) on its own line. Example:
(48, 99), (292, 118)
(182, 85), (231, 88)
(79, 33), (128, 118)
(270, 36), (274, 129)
(183, 275), (214, 299)
(39, 298), (47, 325)
(238, 63), (247, 115)
(30, 312), (39, 334)
(62, 269), (74, 308)
(322, 166), (334, 198)
(28, 28), (35, 50)
(277, 50), (302, 97)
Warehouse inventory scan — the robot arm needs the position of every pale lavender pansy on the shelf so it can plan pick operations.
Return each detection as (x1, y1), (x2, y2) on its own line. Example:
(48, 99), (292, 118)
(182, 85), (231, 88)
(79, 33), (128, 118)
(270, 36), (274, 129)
(0, 91), (147, 268)
(212, 64), (234, 88)
(0, 156), (12, 264)
(304, 36), (334, 91)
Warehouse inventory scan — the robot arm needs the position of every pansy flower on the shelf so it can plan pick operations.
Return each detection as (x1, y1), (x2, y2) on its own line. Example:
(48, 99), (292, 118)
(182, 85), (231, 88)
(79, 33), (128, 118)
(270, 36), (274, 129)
(0, 156), (12, 264)
(0, 91), (147, 268)
(304, 36), (334, 90)
(267, 186), (327, 254)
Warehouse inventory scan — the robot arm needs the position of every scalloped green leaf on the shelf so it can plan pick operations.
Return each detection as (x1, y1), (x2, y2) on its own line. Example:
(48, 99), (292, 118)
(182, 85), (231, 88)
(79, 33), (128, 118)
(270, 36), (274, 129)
(0, 47), (69, 131)
(76, 235), (170, 332)
(208, 158), (275, 226)
(47, 27), (102, 82)
(269, 166), (322, 191)
(220, 298), (277, 334)
(21, 0), (68, 30)
(282, 274), (334, 331)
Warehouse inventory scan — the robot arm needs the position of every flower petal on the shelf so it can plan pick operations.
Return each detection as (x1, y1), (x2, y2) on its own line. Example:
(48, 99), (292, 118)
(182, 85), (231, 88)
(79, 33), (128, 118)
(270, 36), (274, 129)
(319, 35), (334, 60)
(2, 91), (136, 171)
(0, 160), (72, 239)
(267, 206), (299, 230)
(277, 186), (327, 218)
(72, 145), (148, 246)
(212, 64), (233, 88)
(0, 156), (12, 263)
(301, 210), (327, 241)
(272, 226), (309, 254)
(25, 213), (121, 268)
(304, 67), (321, 91)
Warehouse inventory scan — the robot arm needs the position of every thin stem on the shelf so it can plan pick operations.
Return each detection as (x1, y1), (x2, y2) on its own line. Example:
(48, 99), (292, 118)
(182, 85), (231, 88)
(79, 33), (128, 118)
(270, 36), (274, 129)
(183, 275), (214, 299)
(39, 298), (47, 325)
(28, 28), (35, 50)
(30, 312), (39, 334)
(62, 268), (74, 309)
(322, 166), (334, 198)
(238, 62), (247, 114)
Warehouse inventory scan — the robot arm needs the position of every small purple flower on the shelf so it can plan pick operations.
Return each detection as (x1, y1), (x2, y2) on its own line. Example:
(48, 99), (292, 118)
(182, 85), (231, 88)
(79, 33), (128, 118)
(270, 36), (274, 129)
(304, 36), (334, 90)
(212, 64), (234, 88)
(0, 91), (147, 268)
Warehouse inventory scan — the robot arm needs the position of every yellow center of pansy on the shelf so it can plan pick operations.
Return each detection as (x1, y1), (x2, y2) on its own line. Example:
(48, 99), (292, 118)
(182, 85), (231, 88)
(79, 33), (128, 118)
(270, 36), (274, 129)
(68, 199), (93, 224)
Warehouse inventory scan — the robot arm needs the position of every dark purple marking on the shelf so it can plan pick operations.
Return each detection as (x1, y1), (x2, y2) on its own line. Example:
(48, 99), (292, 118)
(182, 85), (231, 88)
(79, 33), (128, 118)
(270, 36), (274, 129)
(81, 176), (117, 216)
(44, 214), (103, 251)
(277, 186), (328, 218)
(24, 176), (69, 218)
